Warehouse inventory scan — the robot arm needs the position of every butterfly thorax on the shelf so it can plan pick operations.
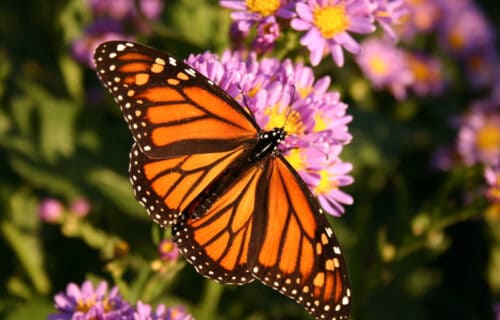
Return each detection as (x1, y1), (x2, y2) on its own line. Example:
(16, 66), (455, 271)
(252, 127), (286, 161)
(187, 127), (286, 219)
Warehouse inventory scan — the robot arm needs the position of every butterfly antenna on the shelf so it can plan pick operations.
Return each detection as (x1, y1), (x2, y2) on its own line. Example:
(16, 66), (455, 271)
(282, 85), (296, 130)
(238, 84), (255, 117)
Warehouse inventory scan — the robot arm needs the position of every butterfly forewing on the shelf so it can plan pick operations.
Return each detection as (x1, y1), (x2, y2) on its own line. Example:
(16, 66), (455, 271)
(93, 41), (259, 158)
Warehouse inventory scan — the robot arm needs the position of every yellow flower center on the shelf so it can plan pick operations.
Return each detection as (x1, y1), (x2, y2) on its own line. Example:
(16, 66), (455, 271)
(448, 30), (464, 50)
(369, 56), (388, 76)
(408, 56), (429, 81)
(264, 105), (305, 135)
(475, 121), (500, 153)
(284, 149), (306, 171)
(313, 3), (350, 39)
(298, 86), (313, 99)
(315, 169), (337, 194)
(247, 84), (261, 98)
(160, 241), (175, 253)
(314, 112), (328, 132)
(485, 202), (500, 223)
(76, 296), (96, 313)
(246, 0), (281, 16)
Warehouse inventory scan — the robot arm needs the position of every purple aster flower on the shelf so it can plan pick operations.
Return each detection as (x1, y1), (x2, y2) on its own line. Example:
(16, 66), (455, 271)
(48, 280), (134, 320)
(158, 239), (180, 262)
(134, 301), (193, 320)
(89, 0), (135, 21)
(397, 0), (441, 39)
(252, 16), (281, 53)
(38, 198), (64, 223)
(291, 0), (376, 66)
(430, 145), (458, 172)
(72, 20), (132, 68)
(464, 51), (499, 90)
(406, 52), (445, 97)
(281, 60), (331, 99)
(438, 3), (495, 58)
(457, 104), (500, 166)
(485, 165), (500, 203)
(70, 198), (91, 218)
(229, 21), (250, 49)
(369, 0), (408, 40)
(139, 0), (164, 20)
(356, 37), (413, 99)
(187, 49), (354, 215)
(165, 306), (194, 320)
(220, 0), (295, 33)
(88, 0), (163, 21)
(301, 147), (354, 216)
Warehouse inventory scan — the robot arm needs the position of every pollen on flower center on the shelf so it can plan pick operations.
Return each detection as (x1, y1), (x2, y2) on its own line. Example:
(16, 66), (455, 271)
(313, 4), (350, 39)
(246, 0), (281, 16)
(284, 149), (306, 171)
(315, 169), (337, 194)
(369, 56), (388, 76)
(264, 105), (305, 135)
(77, 297), (96, 313)
(475, 122), (500, 152)
(448, 31), (464, 50)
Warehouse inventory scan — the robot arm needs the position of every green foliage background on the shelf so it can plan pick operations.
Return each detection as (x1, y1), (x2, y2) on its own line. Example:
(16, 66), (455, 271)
(0, 1), (499, 319)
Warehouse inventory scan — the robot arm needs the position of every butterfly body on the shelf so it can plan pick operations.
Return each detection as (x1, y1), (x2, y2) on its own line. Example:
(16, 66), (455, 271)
(185, 127), (286, 219)
(94, 41), (351, 320)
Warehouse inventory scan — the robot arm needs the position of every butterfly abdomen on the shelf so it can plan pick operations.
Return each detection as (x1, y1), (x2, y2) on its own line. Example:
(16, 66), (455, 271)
(186, 127), (286, 219)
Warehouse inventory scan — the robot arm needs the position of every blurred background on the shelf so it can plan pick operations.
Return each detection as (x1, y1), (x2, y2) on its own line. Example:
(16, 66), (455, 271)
(1, 0), (499, 319)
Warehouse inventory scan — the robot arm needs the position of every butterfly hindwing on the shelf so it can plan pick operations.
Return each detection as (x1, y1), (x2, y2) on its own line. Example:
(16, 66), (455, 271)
(93, 41), (259, 158)
(129, 143), (249, 227)
(172, 165), (265, 284)
(251, 157), (351, 320)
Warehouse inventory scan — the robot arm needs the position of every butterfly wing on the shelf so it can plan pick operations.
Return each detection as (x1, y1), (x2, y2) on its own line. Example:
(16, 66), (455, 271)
(173, 156), (351, 319)
(251, 156), (351, 320)
(172, 164), (266, 284)
(129, 143), (250, 227)
(93, 41), (259, 158)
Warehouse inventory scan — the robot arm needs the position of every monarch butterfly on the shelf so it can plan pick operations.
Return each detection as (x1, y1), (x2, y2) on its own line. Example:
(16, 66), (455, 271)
(93, 41), (351, 320)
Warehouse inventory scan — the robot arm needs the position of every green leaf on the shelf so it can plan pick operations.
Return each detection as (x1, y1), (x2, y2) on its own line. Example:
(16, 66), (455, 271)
(1, 221), (50, 295)
(9, 95), (36, 138)
(17, 80), (79, 163)
(4, 298), (53, 320)
(86, 168), (146, 219)
(9, 155), (81, 199)
(38, 100), (78, 162)
(58, 54), (83, 101)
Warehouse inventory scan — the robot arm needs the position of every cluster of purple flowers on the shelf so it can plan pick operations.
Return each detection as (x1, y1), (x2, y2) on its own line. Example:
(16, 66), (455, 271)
(48, 281), (193, 320)
(186, 50), (354, 215)
(221, 0), (412, 67)
(455, 99), (500, 208)
(358, 0), (499, 99)
(436, 2), (500, 209)
(356, 37), (446, 99)
(72, 0), (164, 67)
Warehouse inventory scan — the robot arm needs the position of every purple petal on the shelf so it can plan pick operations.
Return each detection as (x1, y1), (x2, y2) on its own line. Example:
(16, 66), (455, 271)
(330, 43), (345, 66)
(290, 18), (312, 31)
